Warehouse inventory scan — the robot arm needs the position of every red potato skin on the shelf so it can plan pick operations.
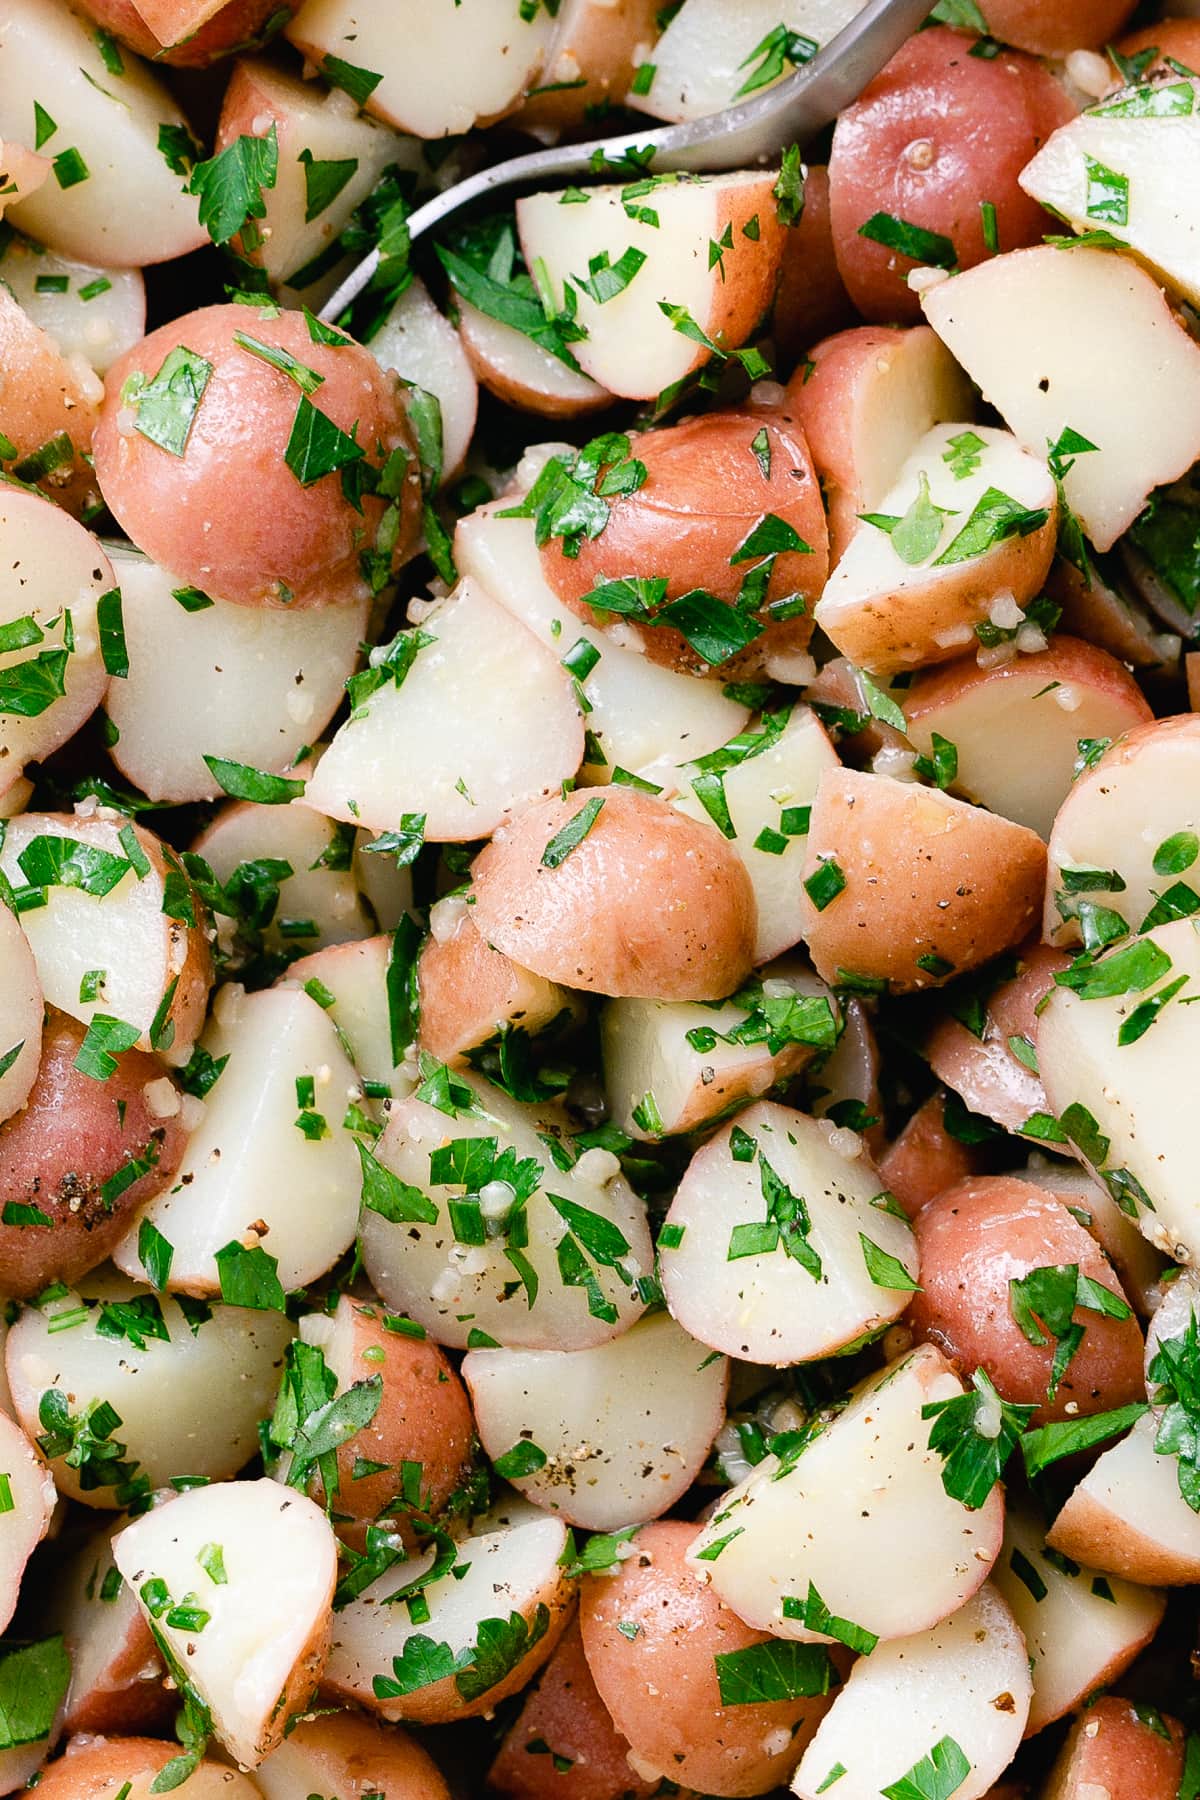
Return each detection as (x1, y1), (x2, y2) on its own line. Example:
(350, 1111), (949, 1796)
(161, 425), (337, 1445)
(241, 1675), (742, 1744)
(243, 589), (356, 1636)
(772, 167), (854, 368)
(0, 290), (100, 518)
(277, 1711), (451, 1800)
(984, 0), (1137, 56)
(417, 915), (573, 1064)
(907, 1176), (1144, 1423)
(33, 1738), (256, 1799)
(1043, 1698), (1184, 1799)
(878, 1091), (985, 1220)
(924, 941), (1071, 1133)
(1115, 20), (1200, 75)
(72, 0), (299, 64)
(580, 1521), (836, 1798)
(539, 408), (828, 677)
(94, 305), (421, 610)
(0, 1009), (187, 1299)
(64, 1609), (170, 1737)
(828, 27), (1075, 322)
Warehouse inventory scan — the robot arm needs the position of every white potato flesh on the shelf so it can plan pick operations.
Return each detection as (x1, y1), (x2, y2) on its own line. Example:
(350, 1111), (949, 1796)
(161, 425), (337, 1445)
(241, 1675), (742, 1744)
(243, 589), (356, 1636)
(114, 1479), (337, 1767)
(50, 1518), (163, 1734)
(1145, 1267), (1200, 1380)
(326, 1506), (569, 1721)
(280, 936), (414, 1114)
(463, 1311), (728, 1530)
(0, 905), (41, 1127)
(458, 300), (609, 416)
(1020, 87), (1200, 305)
(690, 1345), (1002, 1640)
(661, 1101), (917, 1365)
(790, 1585), (1031, 1800)
(0, 0), (205, 267)
(112, 987), (363, 1294)
(6, 1270), (294, 1504)
(516, 171), (783, 399)
(630, 0), (868, 121)
(104, 545), (367, 807)
(1038, 918), (1200, 1263)
(816, 423), (1057, 667)
(600, 960), (836, 1139)
(1047, 1411), (1200, 1585)
(0, 812), (207, 1060)
(191, 796), (373, 958)
(0, 236), (143, 375)
(454, 503), (749, 772)
(991, 1502), (1164, 1735)
(670, 706), (840, 962)
(0, 488), (111, 801)
(353, 831), (412, 933)
(1043, 716), (1200, 946)
(0, 1408), (54, 1633)
(304, 578), (583, 840)
(370, 278), (478, 481)
(285, 0), (555, 138)
(922, 247), (1200, 551)
(361, 1074), (654, 1351)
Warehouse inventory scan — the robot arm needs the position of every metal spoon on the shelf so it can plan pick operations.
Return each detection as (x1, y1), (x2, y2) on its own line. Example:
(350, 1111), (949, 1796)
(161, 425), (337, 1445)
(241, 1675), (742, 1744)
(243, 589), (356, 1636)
(320, 0), (934, 320)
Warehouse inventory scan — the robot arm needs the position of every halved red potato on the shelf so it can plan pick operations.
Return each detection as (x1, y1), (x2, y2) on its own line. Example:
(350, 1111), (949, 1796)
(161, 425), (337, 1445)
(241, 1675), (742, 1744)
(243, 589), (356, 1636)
(660, 1100), (917, 1364)
(0, 237), (143, 377)
(304, 582), (583, 839)
(1048, 555), (1182, 676)
(827, 26), (1073, 322)
(772, 166), (855, 367)
(601, 960), (836, 1140)
(801, 656), (908, 764)
(808, 994), (886, 1159)
(982, 0), (1136, 54)
(924, 942), (1069, 1134)
(516, 173), (786, 400)
(7, 1269), (293, 1503)
(583, 1518), (836, 1798)
(1041, 1697), (1184, 1800)
(51, 1519), (169, 1736)
(991, 1502), (1164, 1736)
(464, 1311), (727, 1531)
(0, 290), (102, 518)
(0, 488), (112, 800)
(907, 1175), (1143, 1422)
(418, 911), (575, 1066)
(537, 407), (827, 677)
(1048, 1410), (1200, 1585)
(799, 769), (1047, 994)
(1044, 716), (1200, 947)
(521, 0), (660, 130)
(627, 0), (867, 123)
(458, 301), (609, 420)
(490, 1617), (660, 1800)
(112, 985), (362, 1295)
(903, 639), (1153, 839)
(471, 786), (756, 1001)
(325, 1504), (571, 1726)
(286, 0), (555, 137)
(922, 247), (1200, 552)
(73, 0), (300, 65)
(215, 56), (418, 290)
(0, 813), (210, 1064)
(255, 1710), (450, 1800)
(115, 1478), (336, 1767)
(790, 1585), (1030, 1800)
(455, 501), (750, 773)
(0, 1009), (189, 1299)
(0, 1408), (55, 1634)
(370, 279), (477, 481)
(1037, 917), (1200, 1261)
(33, 1738), (263, 1800)
(105, 546), (367, 806)
(361, 1073), (654, 1351)
(691, 1345), (1004, 1644)
(0, 907), (40, 1129)
(95, 304), (421, 612)
(878, 1092), (984, 1220)
(1019, 1160), (1165, 1319)
(815, 423), (1058, 674)
(787, 323), (973, 566)
(283, 935), (411, 1107)
(288, 1297), (474, 1529)
(1114, 18), (1200, 75)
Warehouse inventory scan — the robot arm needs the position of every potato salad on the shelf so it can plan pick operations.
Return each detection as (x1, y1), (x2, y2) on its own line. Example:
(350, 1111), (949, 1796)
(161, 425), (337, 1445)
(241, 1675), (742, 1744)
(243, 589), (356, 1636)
(0, 0), (1198, 1796)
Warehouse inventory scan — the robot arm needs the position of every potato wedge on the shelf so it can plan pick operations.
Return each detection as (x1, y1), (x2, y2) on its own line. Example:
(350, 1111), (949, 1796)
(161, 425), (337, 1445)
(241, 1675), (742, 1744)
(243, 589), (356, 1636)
(878, 1091), (982, 1220)
(0, 1408), (55, 1634)
(629, 0), (866, 123)
(519, 0), (659, 130)
(457, 300), (609, 419)
(1019, 1159), (1165, 1319)
(923, 942), (1069, 1135)
(370, 279), (477, 480)
(0, 906), (41, 1128)
(1046, 1409), (1200, 1586)
(1048, 553), (1182, 675)
(0, 292), (102, 519)
(418, 910), (575, 1066)
(255, 1710), (450, 1800)
(51, 1519), (169, 1737)
(1041, 1696), (1184, 1800)
(922, 246), (1200, 551)
(33, 1737), (263, 1799)
(282, 935), (411, 1108)
(0, 236), (143, 376)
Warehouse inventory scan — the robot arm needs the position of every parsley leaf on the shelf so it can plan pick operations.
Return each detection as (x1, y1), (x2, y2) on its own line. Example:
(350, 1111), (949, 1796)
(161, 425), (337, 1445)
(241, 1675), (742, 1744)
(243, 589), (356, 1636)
(187, 126), (279, 246)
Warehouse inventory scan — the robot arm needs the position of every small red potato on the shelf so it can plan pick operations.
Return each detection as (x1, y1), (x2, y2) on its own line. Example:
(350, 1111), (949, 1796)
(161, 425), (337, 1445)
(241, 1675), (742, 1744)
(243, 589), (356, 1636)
(540, 407), (827, 678)
(827, 27), (1073, 322)
(907, 1175), (1144, 1422)
(470, 786), (756, 1002)
(787, 324), (973, 565)
(879, 1092), (987, 1220)
(581, 1519), (836, 1797)
(1114, 18), (1200, 75)
(1042, 1697), (1184, 1800)
(0, 289), (101, 517)
(33, 1737), (263, 1799)
(983, 0), (1137, 55)
(799, 769), (1047, 994)
(1048, 557), (1182, 676)
(75, 0), (298, 62)
(923, 941), (1070, 1134)
(903, 639), (1154, 839)
(458, 301), (609, 420)
(418, 910), (576, 1064)
(280, 935), (408, 1107)
(1047, 1409), (1200, 1586)
(255, 1709), (450, 1800)
(52, 1520), (170, 1737)
(520, 0), (661, 131)
(95, 304), (421, 611)
(772, 167), (855, 369)
(490, 1618), (663, 1800)
(0, 1008), (188, 1299)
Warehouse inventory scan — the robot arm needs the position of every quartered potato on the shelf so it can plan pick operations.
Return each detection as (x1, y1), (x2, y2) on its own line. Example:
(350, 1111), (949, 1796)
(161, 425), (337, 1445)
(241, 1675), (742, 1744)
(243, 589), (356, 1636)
(1041, 1697), (1186, 1800)
(51, 1518), (170, 1736)
(418, 911), (576, 1066)
(255, 1710), (450, 1800)
(1046, 1409), (1200, 1587)
(0, 236), (144, 376)
(629, 0), (868, 124)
